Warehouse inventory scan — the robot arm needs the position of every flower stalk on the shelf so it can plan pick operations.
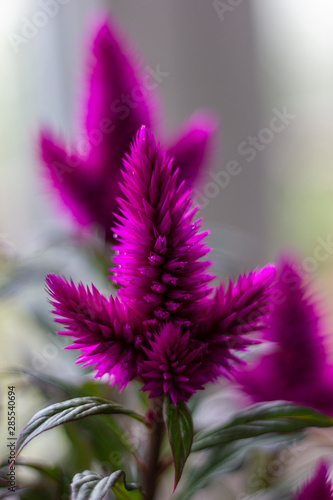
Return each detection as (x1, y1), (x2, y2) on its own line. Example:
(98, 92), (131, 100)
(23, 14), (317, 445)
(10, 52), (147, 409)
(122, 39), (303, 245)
(143, 397), (165, 500)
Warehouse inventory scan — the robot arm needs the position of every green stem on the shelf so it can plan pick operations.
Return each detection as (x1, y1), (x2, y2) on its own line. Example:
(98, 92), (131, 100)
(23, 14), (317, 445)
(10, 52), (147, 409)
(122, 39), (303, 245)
(143, 398), (165, 500)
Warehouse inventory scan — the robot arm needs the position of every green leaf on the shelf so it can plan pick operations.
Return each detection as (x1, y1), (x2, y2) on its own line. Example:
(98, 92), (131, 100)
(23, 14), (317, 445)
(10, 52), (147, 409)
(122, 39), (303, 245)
(177, 401), (329, 500)
(176, 440), (252, 500)
(16, 397), (147, 458)
(192, 401), (333, 451)
(176, 434), (302, 500)
(0, 460), (69, 499)
(163, 396), (193, 490)
(10, 461), (64, 483)
(70, 470), (142, 500)
(5, 371), (138, 471)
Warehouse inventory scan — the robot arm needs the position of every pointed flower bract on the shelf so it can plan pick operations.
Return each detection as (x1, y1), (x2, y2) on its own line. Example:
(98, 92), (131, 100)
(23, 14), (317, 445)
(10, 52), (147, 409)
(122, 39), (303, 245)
(47, 127), (275, 404)
(46, 274), (141, 389)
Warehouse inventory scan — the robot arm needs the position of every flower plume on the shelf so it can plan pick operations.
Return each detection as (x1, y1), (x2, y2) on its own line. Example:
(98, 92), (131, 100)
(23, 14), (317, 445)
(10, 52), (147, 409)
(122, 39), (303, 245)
(46, 127), (275, 404)
(235, 258), (333, 414)
(40, 18), (217, 241)
(111, 126), (213, 327)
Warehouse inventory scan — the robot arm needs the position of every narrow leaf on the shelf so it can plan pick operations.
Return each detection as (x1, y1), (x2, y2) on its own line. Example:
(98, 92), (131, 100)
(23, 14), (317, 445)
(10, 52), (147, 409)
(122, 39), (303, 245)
(10, 460), (63, 483)
(5, 371), (138, 471)
(16, 396), (147, 458)
(163, 396), (193, 489)
(70, 470), (142, 500)
(193, 401), (333, 451)
(176, 434), (301, 500)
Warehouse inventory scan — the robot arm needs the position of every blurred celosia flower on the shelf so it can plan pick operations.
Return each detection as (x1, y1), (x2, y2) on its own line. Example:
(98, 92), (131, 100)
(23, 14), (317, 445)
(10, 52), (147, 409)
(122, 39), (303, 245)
(236, 258), (333, 414)
(46, 127), (275, 404)
(293, 463), (333, 500)
(40, 19), (217, 241)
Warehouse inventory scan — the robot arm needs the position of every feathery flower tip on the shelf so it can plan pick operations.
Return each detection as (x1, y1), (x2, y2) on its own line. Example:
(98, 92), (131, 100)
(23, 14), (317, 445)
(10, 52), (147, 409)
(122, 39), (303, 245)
(45, 274), (141, 389)
(111, 126), (214, 329)
(293, 463), (333, 500)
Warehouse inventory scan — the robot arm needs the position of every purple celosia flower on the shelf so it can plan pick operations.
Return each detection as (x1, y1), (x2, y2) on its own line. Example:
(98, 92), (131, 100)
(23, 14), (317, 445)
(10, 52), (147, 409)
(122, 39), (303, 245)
(141, 324), (207, 404)
(40, 19), (217, 241)
(293, 463), (333, 500)
(46, 127), (275, 404)
(235, 258), (333, 414)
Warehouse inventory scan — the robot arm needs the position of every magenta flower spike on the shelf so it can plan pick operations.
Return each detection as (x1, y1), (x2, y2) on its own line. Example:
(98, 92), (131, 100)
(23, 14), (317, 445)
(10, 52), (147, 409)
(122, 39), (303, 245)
(235, 258), (333, 414)
(46, 127), (275, 404)
(40, 19), (218, 241)
(293, 463), (333, 500)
